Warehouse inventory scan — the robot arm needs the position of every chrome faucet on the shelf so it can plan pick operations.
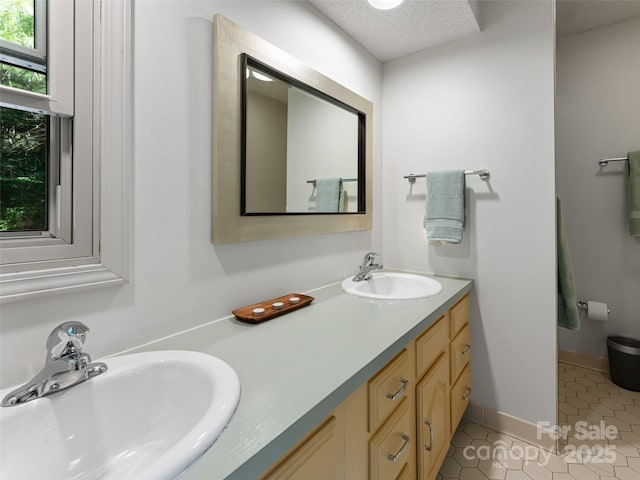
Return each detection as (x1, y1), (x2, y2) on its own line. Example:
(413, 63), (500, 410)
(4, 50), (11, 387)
(1, 321), (107, 407)
(352, 251), (383, 282)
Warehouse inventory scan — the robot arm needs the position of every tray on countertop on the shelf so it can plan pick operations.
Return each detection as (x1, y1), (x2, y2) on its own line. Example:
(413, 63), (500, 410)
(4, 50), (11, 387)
(232, 293), (315, 324)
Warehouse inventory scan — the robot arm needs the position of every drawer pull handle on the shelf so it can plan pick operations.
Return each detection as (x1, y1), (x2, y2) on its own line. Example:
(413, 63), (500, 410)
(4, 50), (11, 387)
(461, 344), (471, 355)
(386, 434), (410, 462)
(424, 419), (434, 451)
(462, 387), (472, 401)
(385, 378), (409, 400)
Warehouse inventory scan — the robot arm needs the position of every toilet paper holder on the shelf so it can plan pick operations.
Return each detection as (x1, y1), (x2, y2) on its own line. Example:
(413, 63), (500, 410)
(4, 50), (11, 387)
(577, 301), (610, 314)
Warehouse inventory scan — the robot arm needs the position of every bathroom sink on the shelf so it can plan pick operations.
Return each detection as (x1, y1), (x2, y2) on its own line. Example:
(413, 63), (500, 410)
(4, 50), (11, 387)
(341, 271), (443, 301)
(0, 350), (240, 480)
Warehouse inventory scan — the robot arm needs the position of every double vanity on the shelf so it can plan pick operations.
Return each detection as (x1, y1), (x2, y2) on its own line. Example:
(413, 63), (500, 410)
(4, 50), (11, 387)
(0, 270), (472, 479)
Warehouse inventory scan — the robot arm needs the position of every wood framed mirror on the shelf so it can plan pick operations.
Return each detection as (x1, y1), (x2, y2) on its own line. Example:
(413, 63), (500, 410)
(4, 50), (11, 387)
(212, 14), (372, 244)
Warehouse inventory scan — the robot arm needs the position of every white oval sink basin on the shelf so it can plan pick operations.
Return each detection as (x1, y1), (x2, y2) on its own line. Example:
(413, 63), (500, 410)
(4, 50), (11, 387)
(341, 271), (443, 301)
(0, 350), (240, 480)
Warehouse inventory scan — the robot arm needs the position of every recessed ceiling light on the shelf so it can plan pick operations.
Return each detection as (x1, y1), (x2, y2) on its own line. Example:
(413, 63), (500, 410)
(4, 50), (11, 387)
(367, 0), (405, 10)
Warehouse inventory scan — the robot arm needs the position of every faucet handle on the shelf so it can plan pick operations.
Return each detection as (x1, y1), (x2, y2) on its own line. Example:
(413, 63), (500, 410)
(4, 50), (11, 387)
(46, 321), (90, 359)
(361, 251), (380, 266)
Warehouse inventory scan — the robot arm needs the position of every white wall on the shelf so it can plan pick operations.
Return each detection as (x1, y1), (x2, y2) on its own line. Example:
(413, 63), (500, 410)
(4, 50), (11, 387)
(0, 1), (383, 389)
(556, 17), (640, 358)
(382, 1), (557, 424)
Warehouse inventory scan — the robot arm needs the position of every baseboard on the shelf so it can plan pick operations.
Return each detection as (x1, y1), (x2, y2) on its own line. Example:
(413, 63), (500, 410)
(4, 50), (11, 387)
(462, 353), (609, 453)
(463, 403), (557, 453)
(558, 349), (609, 373)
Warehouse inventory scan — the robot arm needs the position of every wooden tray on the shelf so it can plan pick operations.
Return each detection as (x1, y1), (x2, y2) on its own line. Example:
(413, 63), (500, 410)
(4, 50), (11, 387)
(232, 293), (314, 324)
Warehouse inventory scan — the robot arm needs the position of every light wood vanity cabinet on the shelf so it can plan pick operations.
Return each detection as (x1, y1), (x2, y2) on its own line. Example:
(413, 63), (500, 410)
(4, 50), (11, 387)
(261, 294), (470, 480)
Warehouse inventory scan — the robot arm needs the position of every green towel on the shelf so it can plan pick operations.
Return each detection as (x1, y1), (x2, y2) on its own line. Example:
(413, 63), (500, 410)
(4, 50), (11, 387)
(557, 197), (580, 330)
(629, 151), (640, 236)
(424, 170), (465, 244)
(315, 178), (342, 212)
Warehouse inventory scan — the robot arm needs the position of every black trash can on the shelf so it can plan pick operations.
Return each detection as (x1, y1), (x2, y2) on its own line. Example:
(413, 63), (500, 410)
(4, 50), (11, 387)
(607, 336), (640, 392)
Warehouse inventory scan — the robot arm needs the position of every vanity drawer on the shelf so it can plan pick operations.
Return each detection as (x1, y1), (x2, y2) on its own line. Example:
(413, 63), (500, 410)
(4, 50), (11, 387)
(415, 314), (449, 380)
(450, 295), (469, 338)
(450, 324), (471, 383)
(450, 364), (471, 432)
(369, 397), (412, 480)
(369, 348), (412, 432)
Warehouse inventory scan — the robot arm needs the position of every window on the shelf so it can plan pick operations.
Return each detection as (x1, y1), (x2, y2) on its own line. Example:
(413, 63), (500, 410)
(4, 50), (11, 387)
(1, 0), (52, 235)
(0, 0), (131, 302)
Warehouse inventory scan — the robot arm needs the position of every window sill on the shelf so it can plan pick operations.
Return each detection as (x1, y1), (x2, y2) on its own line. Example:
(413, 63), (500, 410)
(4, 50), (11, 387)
(0, 264), (127, 303)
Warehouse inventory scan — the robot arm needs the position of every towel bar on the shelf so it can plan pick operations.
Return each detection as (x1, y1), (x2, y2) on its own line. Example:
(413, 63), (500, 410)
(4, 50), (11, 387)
(404, 169), (490, 184)
(599, 157), (628, 167)
(306, 178), (357, 186)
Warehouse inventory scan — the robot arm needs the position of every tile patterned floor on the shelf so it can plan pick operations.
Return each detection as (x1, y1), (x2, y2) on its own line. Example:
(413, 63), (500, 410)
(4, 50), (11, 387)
(437, 362), (640, 479)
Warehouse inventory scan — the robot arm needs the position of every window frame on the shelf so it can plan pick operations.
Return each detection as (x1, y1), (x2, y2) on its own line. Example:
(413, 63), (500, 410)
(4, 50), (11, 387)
(0, 0), (131, 302)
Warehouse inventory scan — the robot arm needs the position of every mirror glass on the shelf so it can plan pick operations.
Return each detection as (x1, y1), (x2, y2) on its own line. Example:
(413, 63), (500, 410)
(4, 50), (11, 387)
(241, 54), (365, 215)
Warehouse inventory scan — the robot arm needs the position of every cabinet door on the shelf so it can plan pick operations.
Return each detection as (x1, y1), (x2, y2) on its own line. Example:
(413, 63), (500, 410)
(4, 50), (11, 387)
(260, 411), (345, 480)
(416, 353), (450, 480)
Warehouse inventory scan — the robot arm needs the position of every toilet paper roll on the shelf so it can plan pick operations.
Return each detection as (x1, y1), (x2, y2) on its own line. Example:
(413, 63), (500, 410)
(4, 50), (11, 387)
(588, 301), (609, 321)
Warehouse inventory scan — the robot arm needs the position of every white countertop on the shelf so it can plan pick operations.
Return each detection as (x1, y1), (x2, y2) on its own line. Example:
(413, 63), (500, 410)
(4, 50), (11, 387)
(125, 271), (473, 480)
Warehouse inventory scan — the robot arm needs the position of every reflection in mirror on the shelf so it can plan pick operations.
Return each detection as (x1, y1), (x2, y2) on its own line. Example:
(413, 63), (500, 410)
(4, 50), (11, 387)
(241, 54), (365, 215)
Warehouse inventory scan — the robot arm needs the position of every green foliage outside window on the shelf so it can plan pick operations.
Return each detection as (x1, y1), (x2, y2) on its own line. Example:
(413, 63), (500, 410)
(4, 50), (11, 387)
(1, 108), (48, 231)
(0, 0), (35, 48)
(1, 0), (48, 232)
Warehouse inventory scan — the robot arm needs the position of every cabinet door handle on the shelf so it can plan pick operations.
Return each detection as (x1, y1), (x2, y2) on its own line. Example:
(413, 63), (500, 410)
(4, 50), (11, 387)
(386, 434), (410, 462)
(424, 419), (434, 451)
(461, 344), (471, 355)
(385, 378), (409, 400)
(462, 387), (472, 401)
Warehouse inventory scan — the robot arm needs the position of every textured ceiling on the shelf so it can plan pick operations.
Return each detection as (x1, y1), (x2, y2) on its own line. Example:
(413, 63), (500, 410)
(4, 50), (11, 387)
(308, 0), (640, 63)
(308, 0), (481, 62)
(556, 0), (640, 37)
